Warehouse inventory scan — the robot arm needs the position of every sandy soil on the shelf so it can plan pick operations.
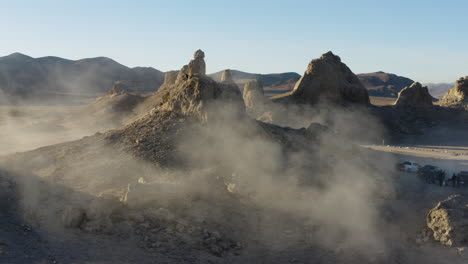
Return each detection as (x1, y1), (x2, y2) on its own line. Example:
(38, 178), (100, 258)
(370, 96), (396, 106)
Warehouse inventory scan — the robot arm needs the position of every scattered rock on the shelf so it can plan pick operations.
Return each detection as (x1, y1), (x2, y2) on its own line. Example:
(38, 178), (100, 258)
(394, 82), (433, 106)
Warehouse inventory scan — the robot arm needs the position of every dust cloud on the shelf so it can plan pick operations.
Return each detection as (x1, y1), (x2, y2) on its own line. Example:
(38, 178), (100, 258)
(0, 79), (402, 262)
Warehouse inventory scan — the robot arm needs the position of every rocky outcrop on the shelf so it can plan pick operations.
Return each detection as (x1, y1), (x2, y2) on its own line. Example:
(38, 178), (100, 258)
(439, 77), (468, 108)
(220, 69), (235, 85)
(427, 195), (468, 247)
(394, 82), (433, 106)
(105, 50), (321, 164)
(163, 71), (178, 87)
(187, 49), (206, 76)
(153, 50), (242, 120)
(243, 79), (265, 109)
(272, 51), (370, 105)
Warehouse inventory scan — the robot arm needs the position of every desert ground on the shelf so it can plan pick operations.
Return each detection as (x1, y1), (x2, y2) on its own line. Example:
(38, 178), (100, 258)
(0, 50), (467, 264)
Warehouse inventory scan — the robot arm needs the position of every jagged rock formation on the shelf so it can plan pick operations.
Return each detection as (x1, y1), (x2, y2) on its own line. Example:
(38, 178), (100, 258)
(163, 71), (178, 87)
(106, 49), (252, 163)
(427, 195), (468, 247)
(243, 79), (265, 109)
(439, 77), (468, 108)
(358, 71), (414, 97)
(187, 49), (206, 76)
(0, 50), (345, 263)
(220, 69), (236, 85)
(394, 82), (433, 106)
(272, 52), (370, 105)
(134, 70), (182, 115)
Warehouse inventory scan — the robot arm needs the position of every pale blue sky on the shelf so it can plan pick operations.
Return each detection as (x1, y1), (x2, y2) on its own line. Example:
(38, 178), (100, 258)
(0, 0), (466, 82)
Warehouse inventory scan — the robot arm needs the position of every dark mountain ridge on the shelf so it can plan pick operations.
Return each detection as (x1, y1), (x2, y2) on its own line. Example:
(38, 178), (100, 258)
(357, 71), (414, 97)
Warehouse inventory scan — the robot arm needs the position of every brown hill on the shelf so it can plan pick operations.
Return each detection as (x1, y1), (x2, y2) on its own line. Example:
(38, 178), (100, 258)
(0, 53), (164, 99)
(357, 71), (414, 97)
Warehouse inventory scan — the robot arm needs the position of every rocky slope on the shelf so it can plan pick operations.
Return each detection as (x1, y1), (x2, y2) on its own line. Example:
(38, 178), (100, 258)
(0, 52), (164, 99)
(271, 51), (370, 105)
(358, 71), (414, 97)
(394, 82), (433, 106)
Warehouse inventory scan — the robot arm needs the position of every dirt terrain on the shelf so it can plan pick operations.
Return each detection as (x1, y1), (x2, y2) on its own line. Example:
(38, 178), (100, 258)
(0, 51), (468, 264)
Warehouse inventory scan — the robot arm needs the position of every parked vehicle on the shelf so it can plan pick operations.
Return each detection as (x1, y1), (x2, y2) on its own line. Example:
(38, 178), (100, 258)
(418, 165), (444, 183)
(456, 171), (468, 187)
(397, 161), (420, 173)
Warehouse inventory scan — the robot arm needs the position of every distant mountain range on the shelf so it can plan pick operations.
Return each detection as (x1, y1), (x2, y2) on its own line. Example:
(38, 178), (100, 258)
(0, 53), (164, 99)
(0, 52), (453, 101)
(424, 83), (454, 99)
(357, 71), (414, 97)
(209, 70), (420, 99)
(209, 70), (301, 96)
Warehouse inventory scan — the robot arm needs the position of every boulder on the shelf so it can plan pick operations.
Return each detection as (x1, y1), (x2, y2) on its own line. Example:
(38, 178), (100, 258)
(272, 51), (370, 105)
(394, 82), (433, 106)
(439, 77), (468, 108)
(427, 195), (468, 247)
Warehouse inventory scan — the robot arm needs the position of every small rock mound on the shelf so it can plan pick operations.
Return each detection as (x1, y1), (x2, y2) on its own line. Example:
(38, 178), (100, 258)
(272, 51), (370, 105)
(243, 79), (265, 109)
(439, 77), (468, 108)
(427, 195), (468, 247)
(394, 82), (433, 106)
